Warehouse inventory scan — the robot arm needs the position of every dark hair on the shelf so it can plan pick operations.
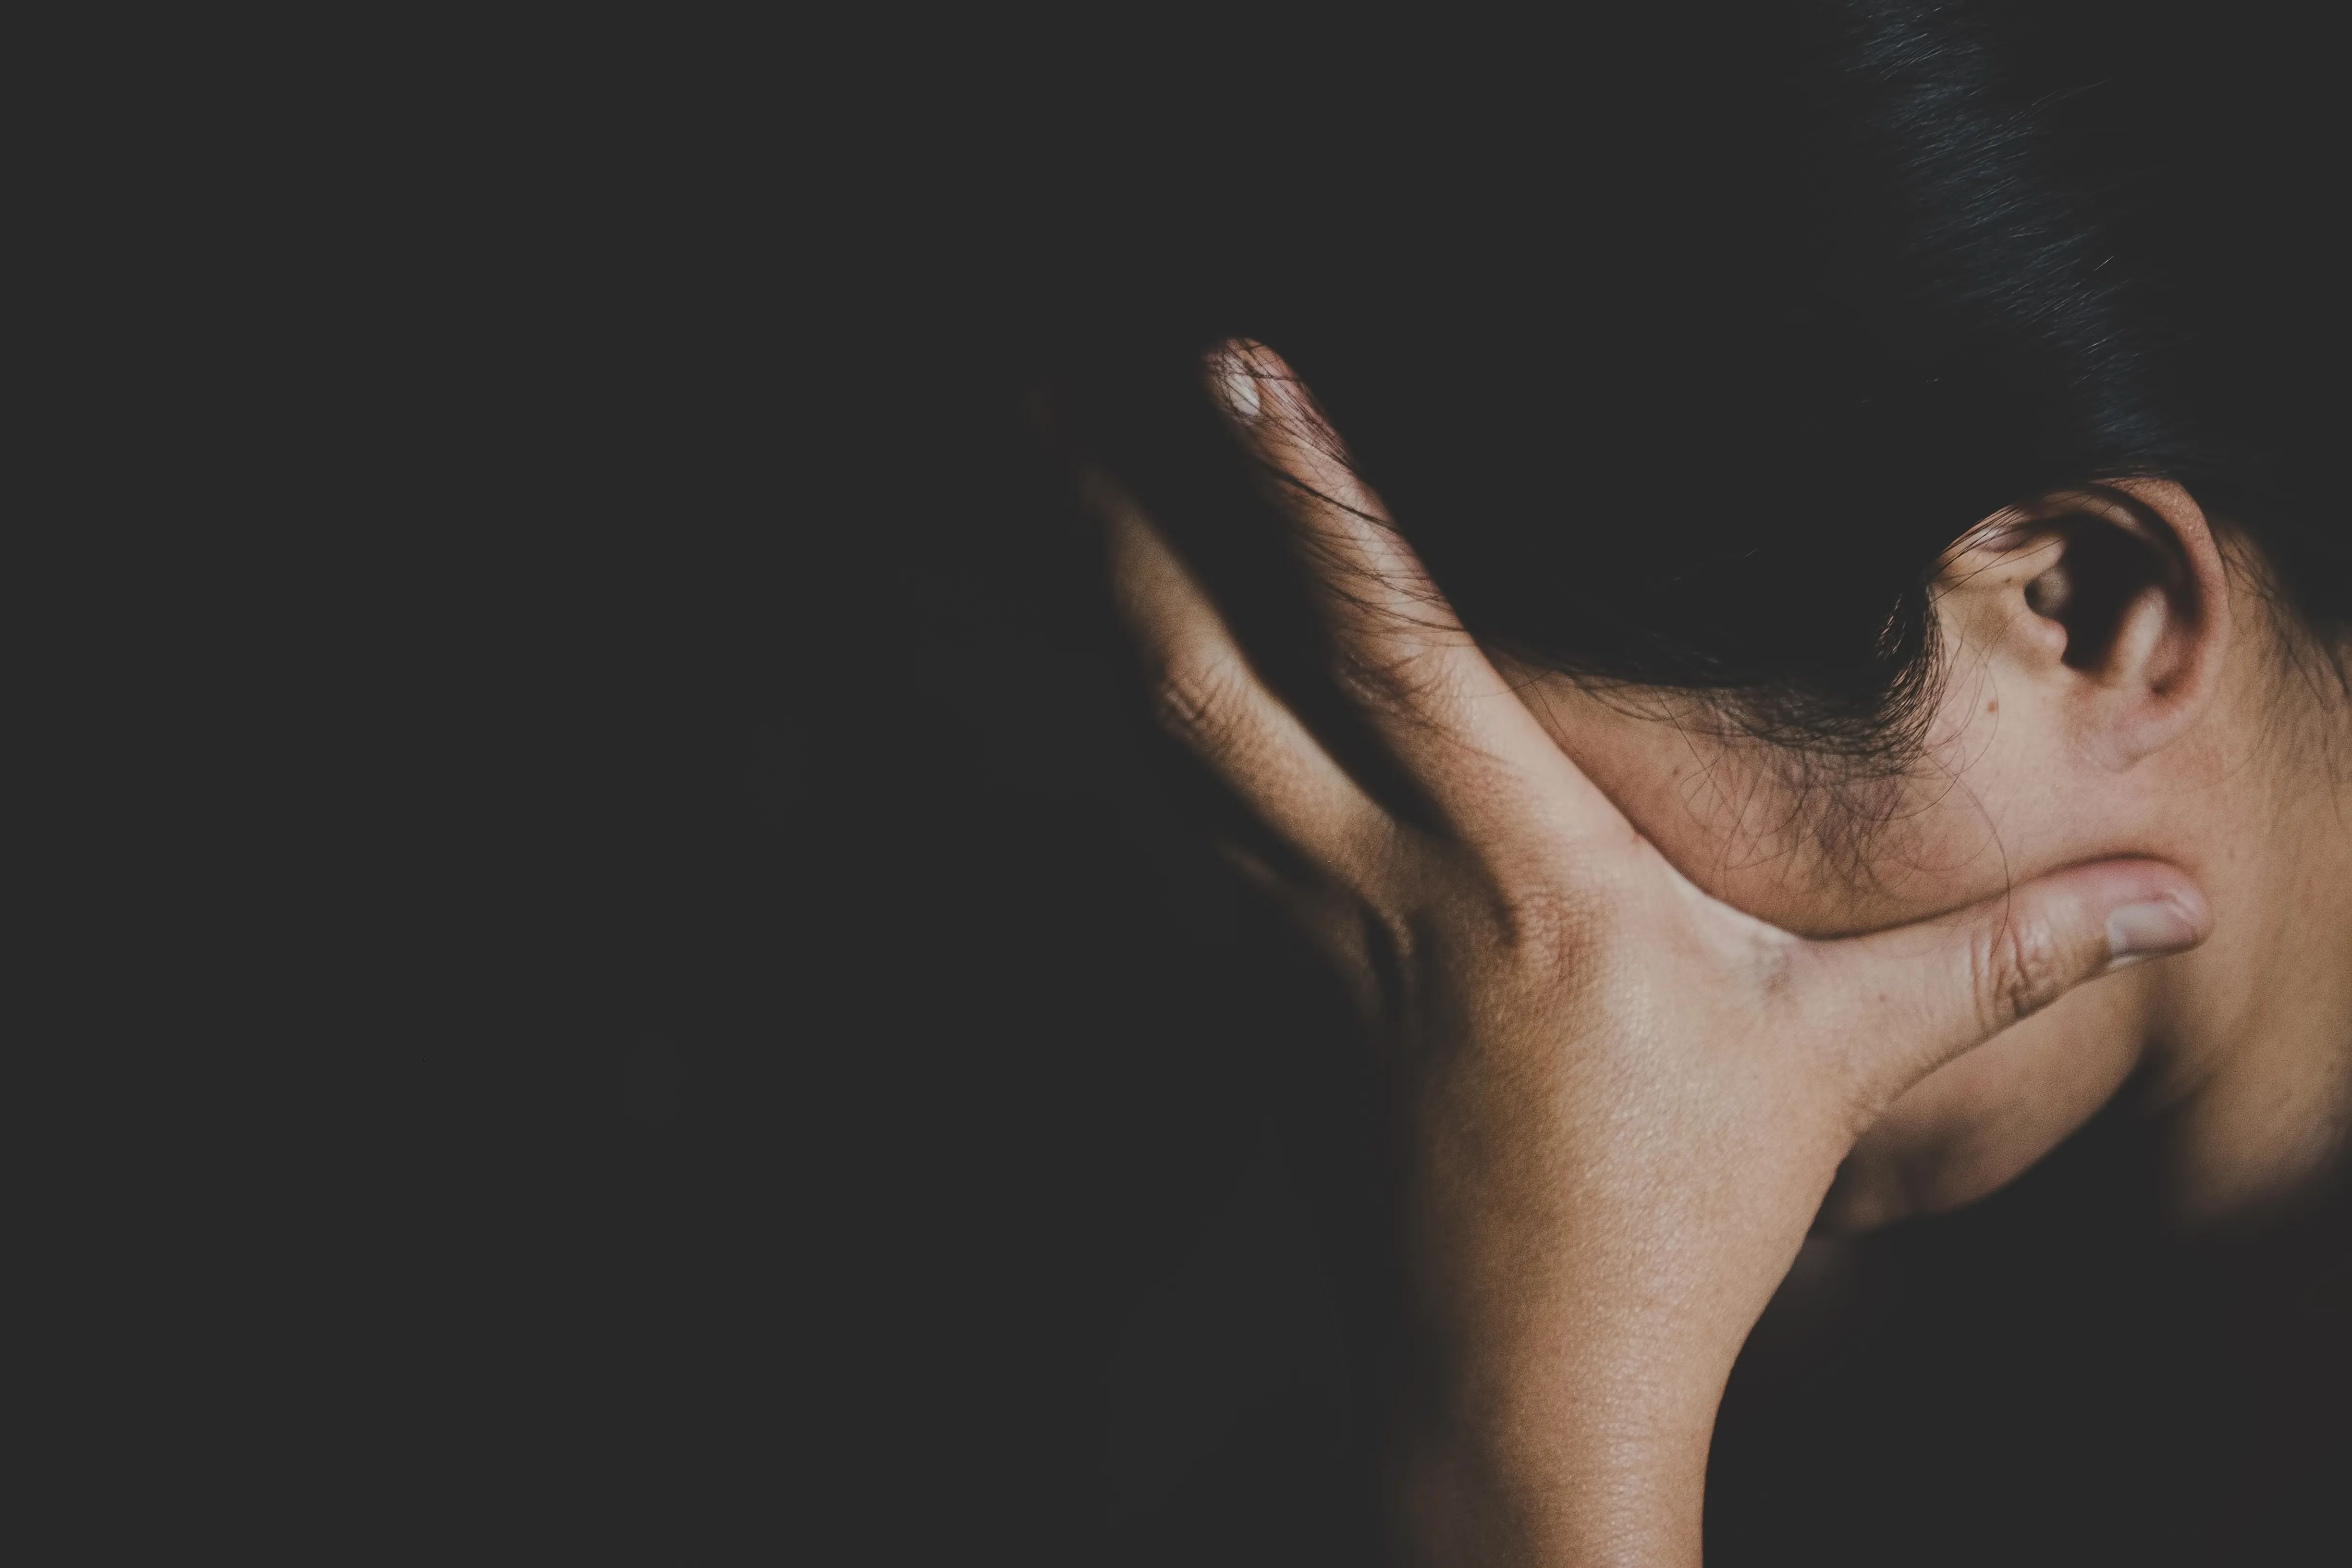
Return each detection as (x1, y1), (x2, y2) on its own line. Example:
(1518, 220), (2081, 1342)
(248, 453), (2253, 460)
(1029, 0), (2346, 796)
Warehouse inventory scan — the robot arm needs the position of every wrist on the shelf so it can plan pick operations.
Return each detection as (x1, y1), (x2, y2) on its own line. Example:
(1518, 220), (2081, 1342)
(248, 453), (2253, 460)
(1400, 1406), (1714, 1567)
(1397, 1317), (1736, 1565)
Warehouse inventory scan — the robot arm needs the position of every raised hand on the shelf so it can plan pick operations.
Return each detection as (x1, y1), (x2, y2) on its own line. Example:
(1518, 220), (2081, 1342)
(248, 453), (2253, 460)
(1091, 341), (2208, 1564)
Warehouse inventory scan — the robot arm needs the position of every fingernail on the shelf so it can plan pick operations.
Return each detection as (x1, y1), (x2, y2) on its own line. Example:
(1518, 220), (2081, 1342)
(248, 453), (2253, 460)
(1214, 347), (1262, 423)
(2105, 899), (2199, 969)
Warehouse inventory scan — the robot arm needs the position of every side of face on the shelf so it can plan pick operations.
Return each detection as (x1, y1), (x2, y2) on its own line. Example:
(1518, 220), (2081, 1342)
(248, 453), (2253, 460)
(1506, 479), (2244, 1225)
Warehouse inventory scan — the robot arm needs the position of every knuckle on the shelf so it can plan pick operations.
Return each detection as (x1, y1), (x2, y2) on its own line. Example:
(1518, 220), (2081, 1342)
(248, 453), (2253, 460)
(1490, 881), (1572, 960)
(1475, 846), (1613, 967)
(1973, 911), (2069, 1033)
(1147, 652), (1248, 758)
(1331, 646), (1422, 714)
(1330, 625), (1467, 714)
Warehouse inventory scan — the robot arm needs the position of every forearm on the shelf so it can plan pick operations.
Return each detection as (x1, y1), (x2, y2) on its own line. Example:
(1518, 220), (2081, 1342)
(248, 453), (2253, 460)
(1391, 1059), (1774, 1564)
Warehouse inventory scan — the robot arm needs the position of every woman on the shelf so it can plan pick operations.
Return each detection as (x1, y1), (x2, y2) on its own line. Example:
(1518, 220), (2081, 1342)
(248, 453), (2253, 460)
(1030, 1), (2348, 1558)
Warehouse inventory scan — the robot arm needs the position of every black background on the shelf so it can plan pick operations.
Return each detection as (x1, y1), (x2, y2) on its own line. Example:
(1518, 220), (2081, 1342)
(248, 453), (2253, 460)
(54, 23), (2349, 1561)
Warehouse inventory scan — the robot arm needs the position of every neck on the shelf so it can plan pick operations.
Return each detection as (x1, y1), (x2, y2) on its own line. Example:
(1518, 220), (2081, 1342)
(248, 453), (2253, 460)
(2142, 626), (2352, 1222)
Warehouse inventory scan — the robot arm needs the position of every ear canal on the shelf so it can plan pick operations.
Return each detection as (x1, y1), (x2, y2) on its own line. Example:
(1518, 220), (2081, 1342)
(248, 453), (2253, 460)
(2023, 562), (2073, 619)
(2030, 520), (2181, 676)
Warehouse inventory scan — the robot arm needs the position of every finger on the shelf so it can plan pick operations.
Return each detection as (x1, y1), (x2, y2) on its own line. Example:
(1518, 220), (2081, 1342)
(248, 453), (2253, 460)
(1208, 342), (1523, 747)
(1094, 466), (1395, 883)
(1205, 340), (1627, 843)
(1802, 858), (2210, 1113)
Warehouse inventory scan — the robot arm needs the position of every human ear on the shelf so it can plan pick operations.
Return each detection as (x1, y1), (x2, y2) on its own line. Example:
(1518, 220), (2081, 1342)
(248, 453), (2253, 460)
(1939, 479), (2230, 771)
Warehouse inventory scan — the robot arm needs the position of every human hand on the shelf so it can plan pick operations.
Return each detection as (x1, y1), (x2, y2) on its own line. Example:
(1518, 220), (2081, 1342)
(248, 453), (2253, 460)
(1092, 341), (2209, 1564)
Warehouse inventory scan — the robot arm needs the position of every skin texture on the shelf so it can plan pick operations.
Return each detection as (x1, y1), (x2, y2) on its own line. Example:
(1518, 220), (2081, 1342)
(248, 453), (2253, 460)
(1502, 487), (2352, 1227)
(1084, 341), (2314, 1563)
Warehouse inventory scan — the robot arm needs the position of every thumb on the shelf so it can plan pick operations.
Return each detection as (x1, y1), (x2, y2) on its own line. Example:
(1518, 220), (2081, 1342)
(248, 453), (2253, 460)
(1806, 858), (2210, 1110)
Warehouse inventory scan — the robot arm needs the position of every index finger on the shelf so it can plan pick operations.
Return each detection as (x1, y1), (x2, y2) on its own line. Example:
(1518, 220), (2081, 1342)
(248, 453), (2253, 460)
(1207, 339), (1626, 845)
